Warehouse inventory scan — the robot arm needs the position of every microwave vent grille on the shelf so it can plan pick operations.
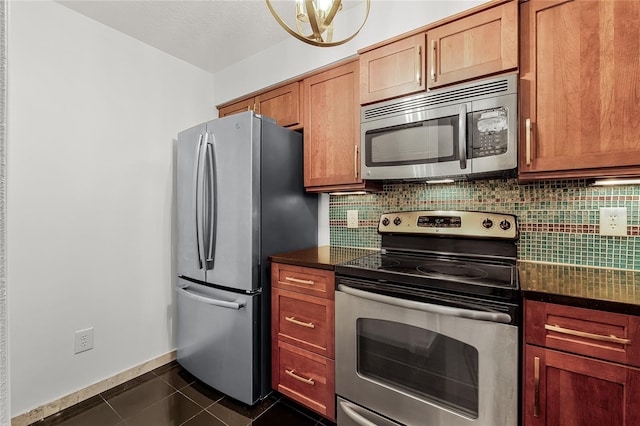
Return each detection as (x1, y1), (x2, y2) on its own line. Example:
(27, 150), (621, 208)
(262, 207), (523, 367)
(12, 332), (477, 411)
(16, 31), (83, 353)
(363, 77), (512, 121)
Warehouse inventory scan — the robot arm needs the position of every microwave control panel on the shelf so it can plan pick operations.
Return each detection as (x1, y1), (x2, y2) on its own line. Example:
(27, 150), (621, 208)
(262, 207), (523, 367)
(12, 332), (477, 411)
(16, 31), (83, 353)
(471, 107), (509, 158)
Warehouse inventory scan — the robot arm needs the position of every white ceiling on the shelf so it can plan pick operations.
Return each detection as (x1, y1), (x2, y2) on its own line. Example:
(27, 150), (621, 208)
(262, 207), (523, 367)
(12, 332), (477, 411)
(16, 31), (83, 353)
(57, 0), (295, 74)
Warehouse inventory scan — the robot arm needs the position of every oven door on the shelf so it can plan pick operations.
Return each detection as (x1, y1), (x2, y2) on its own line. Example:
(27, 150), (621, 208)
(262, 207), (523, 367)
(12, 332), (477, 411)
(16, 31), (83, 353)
(335, 284), (518, 426)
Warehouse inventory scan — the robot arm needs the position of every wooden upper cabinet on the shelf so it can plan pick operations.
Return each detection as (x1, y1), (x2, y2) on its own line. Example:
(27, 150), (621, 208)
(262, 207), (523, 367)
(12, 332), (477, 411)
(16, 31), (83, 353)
(304, 60), (366, 191)
(427, 1), (518, 90)
(218, 98), (254, 118)
(359, 34), (426, 105)
(519, 0), (640, 181)
(255, 82), (301, 128)
(217, 81), (302, 129)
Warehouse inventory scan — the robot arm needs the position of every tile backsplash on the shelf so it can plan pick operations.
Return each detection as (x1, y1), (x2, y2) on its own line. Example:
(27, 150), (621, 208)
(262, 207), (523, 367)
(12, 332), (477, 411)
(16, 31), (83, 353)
(330, 179), (640, 271)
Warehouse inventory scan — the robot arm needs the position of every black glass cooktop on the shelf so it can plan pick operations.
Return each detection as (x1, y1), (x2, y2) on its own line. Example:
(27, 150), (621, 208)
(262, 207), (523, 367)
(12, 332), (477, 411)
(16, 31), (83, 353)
(335, 251), (518, 301)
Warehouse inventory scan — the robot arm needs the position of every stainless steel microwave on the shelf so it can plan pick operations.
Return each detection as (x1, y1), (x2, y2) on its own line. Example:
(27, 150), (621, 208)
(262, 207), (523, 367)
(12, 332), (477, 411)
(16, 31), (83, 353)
(361, 73), (517, 181)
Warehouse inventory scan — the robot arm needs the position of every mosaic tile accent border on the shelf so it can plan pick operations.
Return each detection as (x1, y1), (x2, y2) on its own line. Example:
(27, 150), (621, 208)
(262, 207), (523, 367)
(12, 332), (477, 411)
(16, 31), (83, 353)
(329, 178), (640, 271)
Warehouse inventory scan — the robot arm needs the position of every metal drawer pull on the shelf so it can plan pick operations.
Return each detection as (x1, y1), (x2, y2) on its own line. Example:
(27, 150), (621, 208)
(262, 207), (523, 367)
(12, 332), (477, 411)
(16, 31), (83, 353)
(534, 356), (540, 418)
(525, 118), (532, 165)
(545, 324), (631, 345)
(430, 39), (437, 82)
(285, 369), (315, 385)
(284, 276), (315, 285)
(285, 316), (315, 329)
(416, 45), (422, 86)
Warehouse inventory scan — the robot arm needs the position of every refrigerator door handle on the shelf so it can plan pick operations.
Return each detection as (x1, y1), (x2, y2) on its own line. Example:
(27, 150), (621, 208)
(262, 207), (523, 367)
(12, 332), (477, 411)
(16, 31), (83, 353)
(176, 286), (246, 310)
(193, 134), (204, 269)
(205, 134), (217, 267)
(197, 133), (208, 270)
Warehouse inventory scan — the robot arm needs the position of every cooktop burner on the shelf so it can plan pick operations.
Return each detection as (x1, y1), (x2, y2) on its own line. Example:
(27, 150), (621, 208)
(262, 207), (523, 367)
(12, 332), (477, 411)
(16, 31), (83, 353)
(416, 261), (489, 279)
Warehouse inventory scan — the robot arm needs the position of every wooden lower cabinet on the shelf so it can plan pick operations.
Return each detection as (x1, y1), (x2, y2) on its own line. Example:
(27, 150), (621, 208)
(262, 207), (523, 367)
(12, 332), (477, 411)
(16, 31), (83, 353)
(523, 299), (640, 425)
(523, 344), (640, 426)
(272, 340), (335, 419)
(271, 262), (336, 421)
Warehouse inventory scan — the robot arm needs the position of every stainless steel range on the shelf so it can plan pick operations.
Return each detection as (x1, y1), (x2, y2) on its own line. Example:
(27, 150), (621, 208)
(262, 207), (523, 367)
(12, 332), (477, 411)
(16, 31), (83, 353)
(334, 210), (520, 426)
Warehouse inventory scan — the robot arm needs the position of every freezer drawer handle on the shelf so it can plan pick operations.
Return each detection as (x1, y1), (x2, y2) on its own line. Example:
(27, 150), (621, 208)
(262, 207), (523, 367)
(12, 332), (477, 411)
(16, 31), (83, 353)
(338, 284), (512, 324)
(177, 287), (245, 310)
(339, 400), (379, 426)
(285, 316), (315, 329)
(285, 369), (314, 385)
(284, 276), (315, 286)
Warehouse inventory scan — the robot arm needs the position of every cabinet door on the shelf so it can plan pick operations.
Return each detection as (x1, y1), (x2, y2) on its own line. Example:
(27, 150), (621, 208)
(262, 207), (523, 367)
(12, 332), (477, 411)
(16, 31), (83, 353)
(218, 98), (254, 118)
(304, 60), (361, 189)
(255, 82), (301, 128)
(426, 1), (517, 90)
(523, 344), (640, 426)
(359, 34), (426, 104)
(520, 0), (640, 180)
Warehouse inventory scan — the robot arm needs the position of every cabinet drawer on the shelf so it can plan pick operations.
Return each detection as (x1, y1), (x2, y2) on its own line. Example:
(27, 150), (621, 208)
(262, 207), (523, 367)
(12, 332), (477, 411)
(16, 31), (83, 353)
(272, 288), (334, 358)
(272, 340), (335, 421)
(525, 300), (640, 367)
(272, 263), (334, 299)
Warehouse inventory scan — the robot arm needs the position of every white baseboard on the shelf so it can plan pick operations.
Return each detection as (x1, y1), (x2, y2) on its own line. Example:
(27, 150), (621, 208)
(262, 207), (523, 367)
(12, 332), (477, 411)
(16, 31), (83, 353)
(11, 350), (177, 426)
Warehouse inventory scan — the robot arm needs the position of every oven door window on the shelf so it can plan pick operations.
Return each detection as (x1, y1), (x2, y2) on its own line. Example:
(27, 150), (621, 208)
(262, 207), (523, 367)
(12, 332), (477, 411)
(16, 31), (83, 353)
(364, 115), (460, 167)
(357, 318), (479, 419)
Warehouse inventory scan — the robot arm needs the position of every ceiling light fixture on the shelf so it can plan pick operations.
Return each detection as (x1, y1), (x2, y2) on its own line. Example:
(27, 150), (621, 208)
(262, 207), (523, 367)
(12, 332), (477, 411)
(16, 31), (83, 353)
(266, 0), (370, 47)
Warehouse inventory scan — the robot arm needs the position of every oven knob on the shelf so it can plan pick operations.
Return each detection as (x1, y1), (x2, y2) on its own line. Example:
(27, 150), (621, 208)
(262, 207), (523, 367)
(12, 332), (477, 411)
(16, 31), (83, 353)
(482, 218), (494, 229)
(382, 217), (390, 226)
(500, 220), (512, 231)
(393, 217), (402, 226)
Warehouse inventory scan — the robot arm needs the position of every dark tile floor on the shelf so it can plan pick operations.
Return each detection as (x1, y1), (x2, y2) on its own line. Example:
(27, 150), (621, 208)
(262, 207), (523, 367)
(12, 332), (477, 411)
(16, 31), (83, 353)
(31, 362), (335, 426)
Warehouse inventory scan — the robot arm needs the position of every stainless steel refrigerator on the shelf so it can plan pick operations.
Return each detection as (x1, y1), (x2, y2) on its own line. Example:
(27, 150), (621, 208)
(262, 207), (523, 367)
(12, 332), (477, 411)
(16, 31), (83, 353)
(176, 111), (318, 405)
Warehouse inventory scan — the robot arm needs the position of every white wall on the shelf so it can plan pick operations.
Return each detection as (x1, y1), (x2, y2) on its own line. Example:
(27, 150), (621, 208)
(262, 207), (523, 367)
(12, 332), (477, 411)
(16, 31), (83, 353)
(7, 0), (214, 416)
(213, 1), (484, 244)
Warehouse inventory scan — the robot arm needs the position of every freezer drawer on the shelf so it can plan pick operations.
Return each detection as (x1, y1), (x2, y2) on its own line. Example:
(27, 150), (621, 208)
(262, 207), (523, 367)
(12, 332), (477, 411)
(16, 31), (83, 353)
(337, 397), (402, 426)
(176, 279), (261, 405)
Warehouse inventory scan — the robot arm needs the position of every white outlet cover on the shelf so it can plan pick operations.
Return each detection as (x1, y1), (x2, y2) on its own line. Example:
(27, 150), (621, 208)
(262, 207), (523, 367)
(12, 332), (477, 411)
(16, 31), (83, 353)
(599, 207), (627, 237)
(74, 327), (94, 354)
(346, 210), (358, 228)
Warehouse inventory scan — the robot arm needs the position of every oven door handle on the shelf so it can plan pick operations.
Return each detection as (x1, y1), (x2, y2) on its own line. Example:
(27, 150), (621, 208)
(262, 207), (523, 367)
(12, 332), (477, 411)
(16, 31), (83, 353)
(338, 284), (512, 324)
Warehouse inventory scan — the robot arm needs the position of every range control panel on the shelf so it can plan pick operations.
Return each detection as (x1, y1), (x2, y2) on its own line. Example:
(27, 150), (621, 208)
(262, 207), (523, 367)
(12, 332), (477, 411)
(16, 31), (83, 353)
(378, 210), (518, 240)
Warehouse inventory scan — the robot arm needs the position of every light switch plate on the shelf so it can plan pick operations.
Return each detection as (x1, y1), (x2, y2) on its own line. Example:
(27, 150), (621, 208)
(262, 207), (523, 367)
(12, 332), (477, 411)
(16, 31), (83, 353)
(599, 207), (627, 236)
(347, 210), (359, 228)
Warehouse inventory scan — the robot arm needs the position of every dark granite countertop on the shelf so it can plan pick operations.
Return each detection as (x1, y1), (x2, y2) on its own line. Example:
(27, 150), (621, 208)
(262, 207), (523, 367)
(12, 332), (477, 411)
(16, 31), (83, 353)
(269, 245), (378, 271)
(518, 261), (640, 315)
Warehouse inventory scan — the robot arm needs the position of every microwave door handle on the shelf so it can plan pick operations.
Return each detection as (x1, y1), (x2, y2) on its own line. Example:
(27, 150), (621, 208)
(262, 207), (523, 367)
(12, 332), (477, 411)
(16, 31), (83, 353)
(338, 284), (512, 324)
(458, 104), (467, 169)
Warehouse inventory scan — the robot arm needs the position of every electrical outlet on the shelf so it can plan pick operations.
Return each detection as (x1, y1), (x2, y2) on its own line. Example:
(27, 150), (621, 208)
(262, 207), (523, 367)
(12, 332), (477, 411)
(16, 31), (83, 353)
(599, 207), (627, 237)
(74, 327), (94, 354)
(347, 210), (359, 228)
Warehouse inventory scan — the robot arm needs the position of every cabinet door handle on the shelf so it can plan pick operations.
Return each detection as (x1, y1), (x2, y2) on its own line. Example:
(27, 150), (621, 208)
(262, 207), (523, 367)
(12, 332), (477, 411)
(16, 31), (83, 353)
(534, 356), (540, 418)
(416, 45), (422, 86)
(284, 276), (315, 286)
(354, 145), (359, 180)
(285, 369), (315, 385)
(545, 324), (631, 345)
(525, 118), (532, 166)
(285, 316), (315, 329)
(430, 39), (437, 82)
